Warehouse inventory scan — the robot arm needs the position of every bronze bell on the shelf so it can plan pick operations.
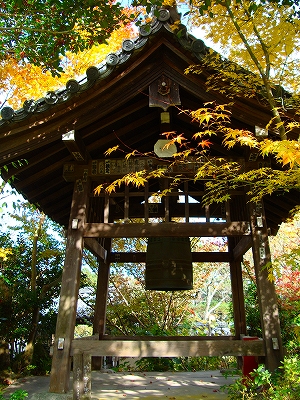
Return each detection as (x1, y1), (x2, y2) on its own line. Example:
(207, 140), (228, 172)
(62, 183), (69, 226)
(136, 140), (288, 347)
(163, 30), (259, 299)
(145, 237), (193, 291)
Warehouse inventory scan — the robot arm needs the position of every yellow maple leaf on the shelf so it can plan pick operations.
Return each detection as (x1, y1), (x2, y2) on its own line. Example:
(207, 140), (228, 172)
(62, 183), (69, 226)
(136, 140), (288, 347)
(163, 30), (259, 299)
(104, 145), (120, 157)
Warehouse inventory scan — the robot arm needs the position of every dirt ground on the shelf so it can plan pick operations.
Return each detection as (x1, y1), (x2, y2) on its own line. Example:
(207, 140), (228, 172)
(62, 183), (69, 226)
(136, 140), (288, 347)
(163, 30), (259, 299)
(3, 370), (237, 399)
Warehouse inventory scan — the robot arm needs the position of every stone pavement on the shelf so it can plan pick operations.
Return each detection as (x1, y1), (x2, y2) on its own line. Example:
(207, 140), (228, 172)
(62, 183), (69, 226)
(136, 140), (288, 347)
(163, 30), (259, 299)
(3, 370), (237, 399)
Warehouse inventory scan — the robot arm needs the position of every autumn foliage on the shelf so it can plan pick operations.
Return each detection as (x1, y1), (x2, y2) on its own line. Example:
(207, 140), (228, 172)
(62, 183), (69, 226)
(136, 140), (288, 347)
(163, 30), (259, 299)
(0, 23), (135, 110)
(0, 0), (128, 74)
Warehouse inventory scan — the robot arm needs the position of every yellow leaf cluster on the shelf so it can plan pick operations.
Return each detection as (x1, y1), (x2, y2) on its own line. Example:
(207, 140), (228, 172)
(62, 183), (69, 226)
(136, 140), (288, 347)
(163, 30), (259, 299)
(104, 145), (120, 157)
(223, 128), (258, 149)
(189, 103), (231, 126)
(94, 170), (148, 195)
(0, 24), (135, 110)
(162, 0), (177, 6)
(0, 247), (12, 261)
(260, 140), (300, 168)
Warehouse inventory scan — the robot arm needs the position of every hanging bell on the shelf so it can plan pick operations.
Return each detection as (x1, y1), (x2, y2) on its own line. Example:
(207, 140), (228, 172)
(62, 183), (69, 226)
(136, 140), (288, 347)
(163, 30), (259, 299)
(145, 237), (193, 291)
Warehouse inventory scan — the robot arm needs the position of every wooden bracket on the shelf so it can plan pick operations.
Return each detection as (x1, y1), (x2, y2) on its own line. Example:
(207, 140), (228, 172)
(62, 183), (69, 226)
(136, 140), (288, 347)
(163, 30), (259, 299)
(62, 130), (90, 164)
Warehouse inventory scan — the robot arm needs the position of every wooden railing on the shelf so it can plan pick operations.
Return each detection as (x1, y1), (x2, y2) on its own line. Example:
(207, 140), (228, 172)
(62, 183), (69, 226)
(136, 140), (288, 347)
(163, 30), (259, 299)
(71, 336), (265, 400)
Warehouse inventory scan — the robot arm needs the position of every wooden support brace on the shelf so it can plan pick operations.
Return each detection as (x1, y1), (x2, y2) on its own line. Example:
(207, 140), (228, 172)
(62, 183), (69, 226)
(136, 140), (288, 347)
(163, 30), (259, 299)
(84, 238), (107, 262)
(144, 181), (149, 223)
(103, 194), (109, 223)
(184, 181), (189, 222)
(124, 186), (129, 222)
(233, 236), (252, 260)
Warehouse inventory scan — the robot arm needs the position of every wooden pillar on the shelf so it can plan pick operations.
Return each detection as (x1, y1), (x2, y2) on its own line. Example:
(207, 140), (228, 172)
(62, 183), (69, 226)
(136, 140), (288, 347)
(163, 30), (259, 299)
(92, 239), (111, 369)
(228, 252), (247, 339)
(93, 201), (113, 338)
(50, 178), (91, 393)
(228, 197), (247, 341)
(73, 352), (91, 400)
(249, 200), (284, 371)
(228, 240), (247, 370)
(94, 240), (111, 337)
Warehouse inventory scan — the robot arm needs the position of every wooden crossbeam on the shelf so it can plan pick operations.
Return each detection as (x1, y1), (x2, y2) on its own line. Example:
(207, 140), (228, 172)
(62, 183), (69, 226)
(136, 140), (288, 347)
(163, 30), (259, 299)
(110, 252), (231, 263)
(71, 336), (264, 400)
(84, 238), (107, 262)
(83, 221), (251, 238)
(72, 338), (265, 357)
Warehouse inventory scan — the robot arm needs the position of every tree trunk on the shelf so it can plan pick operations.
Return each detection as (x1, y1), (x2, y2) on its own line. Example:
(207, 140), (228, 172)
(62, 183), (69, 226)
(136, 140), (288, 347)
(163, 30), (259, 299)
(0, 340), (10, 370)
(22, 213), (45, 367)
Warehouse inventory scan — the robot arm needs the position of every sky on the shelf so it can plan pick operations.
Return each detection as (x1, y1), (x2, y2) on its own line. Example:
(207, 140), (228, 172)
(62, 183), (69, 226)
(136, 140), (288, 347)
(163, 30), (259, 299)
(0, 179), (25, 232)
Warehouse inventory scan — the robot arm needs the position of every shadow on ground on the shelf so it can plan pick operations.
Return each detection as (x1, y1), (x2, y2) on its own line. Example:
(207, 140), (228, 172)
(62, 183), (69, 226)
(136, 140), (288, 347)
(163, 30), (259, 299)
(3, 370), (237, 399)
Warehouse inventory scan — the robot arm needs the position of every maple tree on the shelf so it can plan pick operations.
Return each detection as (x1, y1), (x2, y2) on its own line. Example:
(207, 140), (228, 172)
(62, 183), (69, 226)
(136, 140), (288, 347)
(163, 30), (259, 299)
(95, 102), (300, 205)
(186, 0), (300, 141)
(242, 211), (300, 351)
(268, 210), (300, 274)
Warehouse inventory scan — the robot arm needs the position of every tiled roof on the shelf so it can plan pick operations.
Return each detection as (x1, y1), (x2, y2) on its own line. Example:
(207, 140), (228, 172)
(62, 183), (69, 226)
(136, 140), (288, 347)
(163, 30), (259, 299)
(0, 8), (208, 127)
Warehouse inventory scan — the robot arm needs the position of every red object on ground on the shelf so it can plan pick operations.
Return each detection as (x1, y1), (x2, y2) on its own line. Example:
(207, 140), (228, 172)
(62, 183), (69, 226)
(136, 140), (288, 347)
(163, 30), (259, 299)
(242, 336), (259, 380)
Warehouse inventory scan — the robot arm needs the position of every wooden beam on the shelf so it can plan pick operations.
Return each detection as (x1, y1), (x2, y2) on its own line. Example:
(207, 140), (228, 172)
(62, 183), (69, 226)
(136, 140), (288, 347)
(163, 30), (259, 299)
(80, 96), (148, 140)
(84, 110), (158, 159)
(110, 252), (231, 263)
(71, 338), (265, 357)
(84, 238), (107, 262)
(83, 221), (251, 238)
(17, 158), (68, 191)
(228, 238), (247, 343)
(1, 142), (65, 181)
(263, 201), (291, 219)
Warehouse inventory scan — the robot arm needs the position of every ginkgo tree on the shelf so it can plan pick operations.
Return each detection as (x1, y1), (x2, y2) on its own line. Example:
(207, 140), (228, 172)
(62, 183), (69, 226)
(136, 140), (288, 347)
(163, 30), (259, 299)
(0, 23), (135, 110)
(0, 0), (164, 108)
(0, 0), (128, 73)
(0, 0), (167, 77)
